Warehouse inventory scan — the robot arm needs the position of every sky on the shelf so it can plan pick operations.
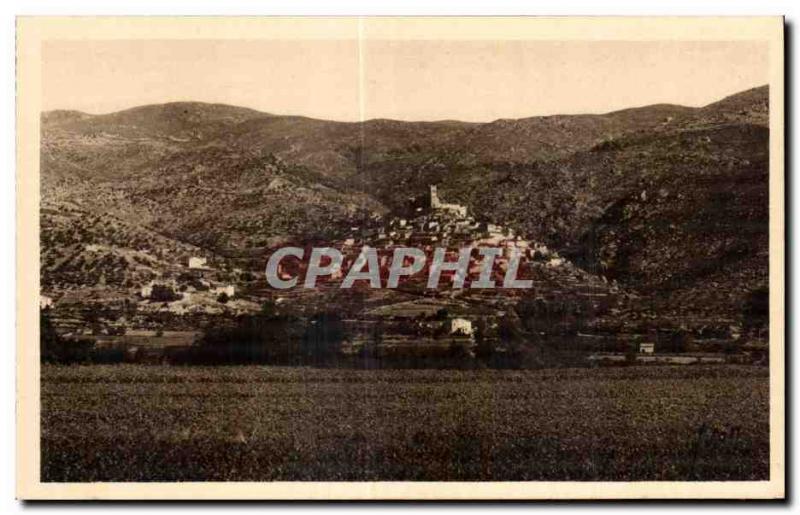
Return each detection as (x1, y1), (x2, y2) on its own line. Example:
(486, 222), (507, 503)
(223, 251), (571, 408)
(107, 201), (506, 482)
(42, 39), (769, 122)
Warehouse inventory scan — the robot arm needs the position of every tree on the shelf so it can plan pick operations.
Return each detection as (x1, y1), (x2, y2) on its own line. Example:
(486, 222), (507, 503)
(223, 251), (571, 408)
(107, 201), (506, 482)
(433, 308), (449, 320)
(302, 312), (345, 364)
(498, 313), (525, 349)
(40, 309), (62, 363)
(743, 287), (769, 334)
(150, 284), (181, 302)
(40, 309), (93, 364)
(473, 318), (495, 360)
(448, 338), (473, 360)
(260, 299), (278, 317)
(625, 342), (638, 364)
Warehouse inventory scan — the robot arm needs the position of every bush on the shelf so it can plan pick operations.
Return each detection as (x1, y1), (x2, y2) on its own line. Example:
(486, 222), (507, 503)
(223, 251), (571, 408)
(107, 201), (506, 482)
(150, 284), (181, 302)
(41, 310), (94, 364)
(174, 312), (346, 366)
(301, 312), (346, 365)
(743, 287), (768, 333)
(591, 137), (623, 152)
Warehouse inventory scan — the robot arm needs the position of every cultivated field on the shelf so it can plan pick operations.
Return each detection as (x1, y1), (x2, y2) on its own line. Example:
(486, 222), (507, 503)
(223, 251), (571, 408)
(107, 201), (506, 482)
(41, 365), (769, 481)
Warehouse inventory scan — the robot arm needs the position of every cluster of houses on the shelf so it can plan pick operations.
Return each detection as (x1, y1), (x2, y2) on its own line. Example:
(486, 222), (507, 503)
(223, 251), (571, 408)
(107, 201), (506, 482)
(334, 185), (568, 280)
(273, 186), (564, 292)
(43, 183), (766, 365)
(136, 256), (241, 315)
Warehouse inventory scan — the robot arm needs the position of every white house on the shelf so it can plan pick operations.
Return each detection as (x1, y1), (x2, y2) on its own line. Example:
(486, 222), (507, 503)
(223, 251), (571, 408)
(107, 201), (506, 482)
(484, 223), (506, 238)
(639, 342), (655, 354)
(213, 285), (235, 298)
(430, 185), (468, 217)
(450, 318), (474, 336)
(188, 256), (208, 269)
(140, 282), (154, 298)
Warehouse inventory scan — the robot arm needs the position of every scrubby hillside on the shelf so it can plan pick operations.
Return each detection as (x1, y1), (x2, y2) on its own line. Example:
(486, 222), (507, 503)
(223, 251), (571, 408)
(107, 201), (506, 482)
(41, 86), (770, 328)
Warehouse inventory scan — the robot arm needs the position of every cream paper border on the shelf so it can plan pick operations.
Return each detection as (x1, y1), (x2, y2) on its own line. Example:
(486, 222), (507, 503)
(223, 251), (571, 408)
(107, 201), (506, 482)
(16, 16), (785, 500)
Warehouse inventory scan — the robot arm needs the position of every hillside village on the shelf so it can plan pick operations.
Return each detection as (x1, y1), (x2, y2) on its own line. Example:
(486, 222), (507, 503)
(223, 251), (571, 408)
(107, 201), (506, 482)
(40, 182), (764, 366)
(38, 86), (771, 366)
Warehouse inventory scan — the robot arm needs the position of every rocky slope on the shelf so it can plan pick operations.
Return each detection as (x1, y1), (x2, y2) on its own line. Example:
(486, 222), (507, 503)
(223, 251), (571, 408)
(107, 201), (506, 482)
(40, 86), (770, 330)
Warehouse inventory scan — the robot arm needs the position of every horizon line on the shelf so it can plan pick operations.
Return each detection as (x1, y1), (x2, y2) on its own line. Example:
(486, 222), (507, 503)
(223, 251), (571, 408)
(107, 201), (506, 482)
(41, 84), (769, 125)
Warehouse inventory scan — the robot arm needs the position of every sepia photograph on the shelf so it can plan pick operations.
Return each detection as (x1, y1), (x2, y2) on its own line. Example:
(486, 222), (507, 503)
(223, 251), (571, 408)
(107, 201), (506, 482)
(15, 16), (784, 500)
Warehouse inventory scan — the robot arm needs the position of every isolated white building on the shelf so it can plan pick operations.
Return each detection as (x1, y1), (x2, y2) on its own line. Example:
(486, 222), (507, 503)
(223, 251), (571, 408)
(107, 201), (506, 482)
(140, 282), (154, 298)
(450, 318), (474, 336)
(213, 285), (235, 298)
(430, 185), (468, 217)
(188, 256), (208, 269)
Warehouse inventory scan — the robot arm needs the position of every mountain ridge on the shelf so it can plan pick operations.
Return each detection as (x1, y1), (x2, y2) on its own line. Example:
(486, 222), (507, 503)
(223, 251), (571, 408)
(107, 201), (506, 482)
(42, 84), (768, 126)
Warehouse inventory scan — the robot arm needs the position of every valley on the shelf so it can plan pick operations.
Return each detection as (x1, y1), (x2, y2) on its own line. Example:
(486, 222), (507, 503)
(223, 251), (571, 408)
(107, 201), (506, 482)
(39, 86), (770, 366)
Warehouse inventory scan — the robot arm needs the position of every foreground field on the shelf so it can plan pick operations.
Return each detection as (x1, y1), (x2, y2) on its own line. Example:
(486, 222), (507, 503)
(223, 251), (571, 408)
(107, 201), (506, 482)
(41, 365), (769, 481)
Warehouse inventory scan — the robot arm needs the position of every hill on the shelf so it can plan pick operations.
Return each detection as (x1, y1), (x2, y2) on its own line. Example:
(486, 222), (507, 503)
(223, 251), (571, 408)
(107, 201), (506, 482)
(40, 85), (770, 336)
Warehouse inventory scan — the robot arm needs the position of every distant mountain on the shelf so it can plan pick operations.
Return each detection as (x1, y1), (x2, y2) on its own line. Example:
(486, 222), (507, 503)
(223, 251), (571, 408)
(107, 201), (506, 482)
(697, 85), (770, 125)
(43, 102), (270, 139)
(41, 85), (770, 326)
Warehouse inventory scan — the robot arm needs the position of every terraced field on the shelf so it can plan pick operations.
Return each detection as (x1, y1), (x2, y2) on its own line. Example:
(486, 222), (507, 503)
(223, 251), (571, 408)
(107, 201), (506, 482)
(41, 365), (769, 481)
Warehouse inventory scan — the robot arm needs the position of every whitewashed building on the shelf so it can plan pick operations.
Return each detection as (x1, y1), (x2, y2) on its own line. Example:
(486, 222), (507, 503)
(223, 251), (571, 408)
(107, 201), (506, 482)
(140, 282), (154, 298)
(450, 318), (474, 336)
(213, 285), (235, 298)
(188, 256), (208, 269)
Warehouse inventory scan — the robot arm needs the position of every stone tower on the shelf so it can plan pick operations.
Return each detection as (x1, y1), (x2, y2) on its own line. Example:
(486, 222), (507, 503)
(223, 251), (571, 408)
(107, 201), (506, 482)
(430, 184), (441, 209)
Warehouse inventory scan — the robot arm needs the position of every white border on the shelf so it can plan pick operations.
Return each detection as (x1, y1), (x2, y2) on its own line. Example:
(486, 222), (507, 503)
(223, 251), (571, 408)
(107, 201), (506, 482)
(4, 4), (794, 510)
